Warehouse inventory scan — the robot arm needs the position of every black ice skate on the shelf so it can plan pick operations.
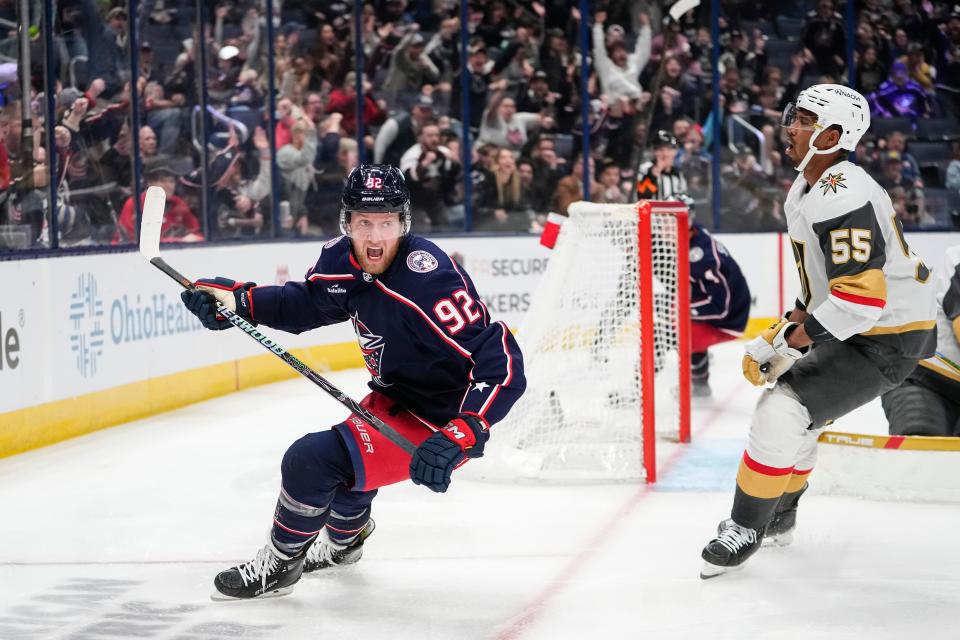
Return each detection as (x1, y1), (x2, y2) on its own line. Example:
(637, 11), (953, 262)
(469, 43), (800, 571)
(717, 510), (795, 548)
(212, 541), (307, 600)
(303, 519), (375, 573)
(700, 520), (764, 579)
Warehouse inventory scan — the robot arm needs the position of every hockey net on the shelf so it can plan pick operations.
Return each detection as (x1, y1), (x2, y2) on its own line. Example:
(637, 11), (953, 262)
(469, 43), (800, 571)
(492, 201), (690, 482)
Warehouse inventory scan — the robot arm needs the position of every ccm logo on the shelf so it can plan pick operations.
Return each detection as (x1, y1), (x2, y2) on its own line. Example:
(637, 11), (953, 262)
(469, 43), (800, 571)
(351, 417), (375, 453)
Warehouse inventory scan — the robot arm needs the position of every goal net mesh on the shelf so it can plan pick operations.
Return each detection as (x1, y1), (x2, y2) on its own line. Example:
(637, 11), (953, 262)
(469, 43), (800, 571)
(489, 201), (687, 482)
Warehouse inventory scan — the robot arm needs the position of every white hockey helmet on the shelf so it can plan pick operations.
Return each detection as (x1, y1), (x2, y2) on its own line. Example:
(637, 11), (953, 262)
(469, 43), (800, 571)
(782, 84), (870, 171)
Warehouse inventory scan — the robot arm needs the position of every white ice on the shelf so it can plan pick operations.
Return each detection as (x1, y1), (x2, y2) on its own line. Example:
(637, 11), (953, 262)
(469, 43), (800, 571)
(1, 341), (957, 639)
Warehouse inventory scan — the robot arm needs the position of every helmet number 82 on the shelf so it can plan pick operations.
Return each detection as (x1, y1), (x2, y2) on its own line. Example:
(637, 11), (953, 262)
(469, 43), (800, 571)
(829, 228), (871, 264)
(365, 177), (383, 189)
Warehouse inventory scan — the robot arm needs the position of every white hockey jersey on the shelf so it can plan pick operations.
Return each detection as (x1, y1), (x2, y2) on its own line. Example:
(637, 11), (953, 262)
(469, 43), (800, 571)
(783, 160), (937, 358)
(917, 245), (960, 382)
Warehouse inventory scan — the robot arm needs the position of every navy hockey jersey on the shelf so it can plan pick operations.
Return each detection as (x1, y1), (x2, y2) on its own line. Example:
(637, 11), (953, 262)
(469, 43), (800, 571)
(689, 224), (751, 333)
(248, 234), (525, 427)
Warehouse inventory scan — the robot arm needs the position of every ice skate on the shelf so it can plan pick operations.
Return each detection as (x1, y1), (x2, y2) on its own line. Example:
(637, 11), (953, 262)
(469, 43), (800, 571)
(691, 380), (712, 400)
(212, 541), (307, 600)
(304, 519), (375, 573)
(700, 520), (764, 579)
(717, 510), (795, 548)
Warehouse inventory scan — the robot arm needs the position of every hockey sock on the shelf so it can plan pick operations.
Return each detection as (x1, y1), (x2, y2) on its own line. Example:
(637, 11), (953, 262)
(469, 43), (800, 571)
(271, 486), (330, 556)
(691, 351), (709, 384)
(730, 451), (793, 530)
(325, 506), (372, 545)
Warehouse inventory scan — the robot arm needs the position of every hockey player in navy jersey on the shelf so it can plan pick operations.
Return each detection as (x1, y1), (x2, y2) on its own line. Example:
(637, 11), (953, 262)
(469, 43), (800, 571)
(180, 165), (525, 599)
(683, 196), (751, 398)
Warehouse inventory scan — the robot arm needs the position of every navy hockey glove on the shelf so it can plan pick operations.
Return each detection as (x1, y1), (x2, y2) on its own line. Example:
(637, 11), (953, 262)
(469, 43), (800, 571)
(409, 413), (490, 493)
(181, 277), (256, 331)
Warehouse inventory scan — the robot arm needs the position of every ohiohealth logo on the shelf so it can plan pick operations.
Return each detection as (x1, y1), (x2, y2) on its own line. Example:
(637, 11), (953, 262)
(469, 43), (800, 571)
(69, 273), (105, 377)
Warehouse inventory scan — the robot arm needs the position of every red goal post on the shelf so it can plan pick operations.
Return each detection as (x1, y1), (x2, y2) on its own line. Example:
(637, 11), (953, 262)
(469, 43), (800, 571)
(637, 200), (691, 476)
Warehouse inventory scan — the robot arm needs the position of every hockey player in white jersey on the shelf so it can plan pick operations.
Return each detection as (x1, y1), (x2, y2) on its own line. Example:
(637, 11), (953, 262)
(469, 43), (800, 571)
(700, 84), (938, 578)
(881, 244), (960, 436)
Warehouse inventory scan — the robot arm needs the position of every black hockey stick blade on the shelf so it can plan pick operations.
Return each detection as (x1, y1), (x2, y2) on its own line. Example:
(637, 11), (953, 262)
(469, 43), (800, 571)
(138, 186), (417, 455)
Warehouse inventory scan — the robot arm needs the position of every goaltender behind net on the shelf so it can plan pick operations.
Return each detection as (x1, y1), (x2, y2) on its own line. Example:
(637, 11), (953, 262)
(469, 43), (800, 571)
(700, 84), (937, 579)
(179, 165), (525, 599)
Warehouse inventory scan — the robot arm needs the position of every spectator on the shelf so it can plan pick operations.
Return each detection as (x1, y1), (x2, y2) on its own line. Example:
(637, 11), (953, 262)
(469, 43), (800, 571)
(878, 150), (914, 191)
(884, 131), (922, 185)
(143, 80), (186, 156)
(277, 115), (319, 235)
(138, 125), (164, 170)
(80, 3), (127, 98)
(869, 61), (932, 121)
(187, 129), (272, 239)
(60, 149), (118, 245)
(115, 166), (202, 244)
(516, 70), (566, 116)
(374, 94), (435, 167)
(552, 154), (600, 216)
(382, 27), (440, 100)
(517, 157), (550, 212)
(803, 0), (846, 78)
(326, 72), (388, 137)
(592, 11), (652, 106)
(475, 148), (532, 231)
(478, 91), (552, 152)
(720, 144), (781, 231)
(400, 122), (462, 230)
(306, 118), (355, 237)
(598, 159), (629, 203)
(899, 185), (936, 229)
(856, 45), (888, 94)
(945, 142), (960, 194)
(904, 42), (936, 92)
(450, 42), (514, 129)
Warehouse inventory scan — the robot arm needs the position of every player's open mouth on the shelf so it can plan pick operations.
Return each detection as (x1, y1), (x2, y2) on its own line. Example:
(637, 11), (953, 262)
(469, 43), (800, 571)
(367, 247), (383, 260)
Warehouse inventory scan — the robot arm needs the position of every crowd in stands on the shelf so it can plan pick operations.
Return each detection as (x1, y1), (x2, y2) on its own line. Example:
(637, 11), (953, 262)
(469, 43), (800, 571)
(1, 0), (959, 250)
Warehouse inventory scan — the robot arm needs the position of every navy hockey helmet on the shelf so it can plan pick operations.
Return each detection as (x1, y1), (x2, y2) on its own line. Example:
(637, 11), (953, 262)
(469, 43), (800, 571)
(339, 164), (411, 236)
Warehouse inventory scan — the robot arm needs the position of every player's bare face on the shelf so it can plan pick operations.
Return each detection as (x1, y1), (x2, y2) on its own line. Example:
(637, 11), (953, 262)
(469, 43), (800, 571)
(782, 107), (818, 167)
(348, 212), (403, 275)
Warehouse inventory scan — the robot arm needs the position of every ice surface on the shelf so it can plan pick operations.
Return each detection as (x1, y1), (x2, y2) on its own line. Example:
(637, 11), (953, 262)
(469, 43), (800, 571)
(1, 343), (956, 639)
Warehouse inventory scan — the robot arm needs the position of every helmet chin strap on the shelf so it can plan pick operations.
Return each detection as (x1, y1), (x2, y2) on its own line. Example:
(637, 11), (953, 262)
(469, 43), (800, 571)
(795, 128), (843, 173)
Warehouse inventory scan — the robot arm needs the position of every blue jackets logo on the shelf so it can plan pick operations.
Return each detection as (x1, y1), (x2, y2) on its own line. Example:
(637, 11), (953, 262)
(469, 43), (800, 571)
(407, 250), (438, 273)
(69, 274), (105, 377)
(351, 312), (388, 386)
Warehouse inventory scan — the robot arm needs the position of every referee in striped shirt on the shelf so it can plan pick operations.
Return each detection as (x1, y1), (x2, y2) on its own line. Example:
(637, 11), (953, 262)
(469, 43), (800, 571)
(635, 130), (688, 200)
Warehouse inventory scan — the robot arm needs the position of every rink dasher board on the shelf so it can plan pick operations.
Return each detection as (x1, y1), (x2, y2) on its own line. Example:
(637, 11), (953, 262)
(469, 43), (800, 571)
(813, 430), (960, 503)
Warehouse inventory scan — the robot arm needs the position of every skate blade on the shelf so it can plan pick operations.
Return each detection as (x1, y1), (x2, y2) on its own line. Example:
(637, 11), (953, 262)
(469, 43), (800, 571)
(210, 585), (294, 601)
(699, 561), (745, 580)
(762, 531), (794, 547)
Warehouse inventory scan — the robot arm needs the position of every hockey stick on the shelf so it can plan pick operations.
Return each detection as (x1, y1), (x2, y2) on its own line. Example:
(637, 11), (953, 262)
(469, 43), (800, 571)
(935, 351), (960, 376)
(138, 186), (417, 455)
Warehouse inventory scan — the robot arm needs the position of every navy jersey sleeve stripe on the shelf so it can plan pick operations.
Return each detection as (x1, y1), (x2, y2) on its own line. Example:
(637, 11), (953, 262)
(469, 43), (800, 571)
(308, 273), (356, 281)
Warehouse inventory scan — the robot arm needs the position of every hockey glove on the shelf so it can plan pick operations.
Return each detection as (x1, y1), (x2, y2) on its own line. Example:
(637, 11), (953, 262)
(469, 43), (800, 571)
(181, 277), (256, 331)
(409, 413), (490, 493)
(742, 320), (808, 387)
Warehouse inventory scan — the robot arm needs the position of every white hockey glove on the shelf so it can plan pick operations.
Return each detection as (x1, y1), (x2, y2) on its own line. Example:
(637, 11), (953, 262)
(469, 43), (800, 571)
(742, 320), (808, 387)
